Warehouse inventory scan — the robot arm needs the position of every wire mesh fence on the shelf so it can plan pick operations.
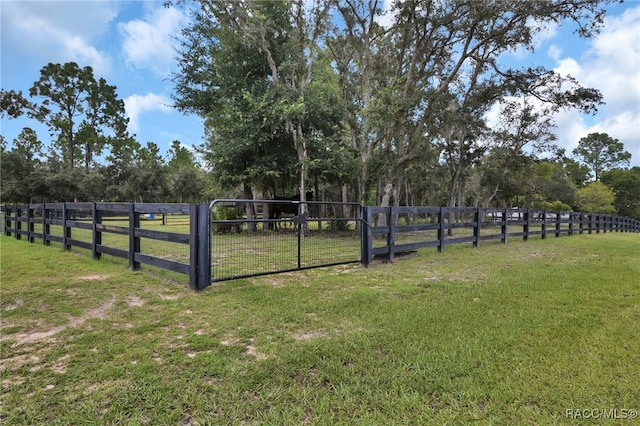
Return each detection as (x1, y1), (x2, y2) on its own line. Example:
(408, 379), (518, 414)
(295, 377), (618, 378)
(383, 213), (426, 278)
(209, 199), (363, 282)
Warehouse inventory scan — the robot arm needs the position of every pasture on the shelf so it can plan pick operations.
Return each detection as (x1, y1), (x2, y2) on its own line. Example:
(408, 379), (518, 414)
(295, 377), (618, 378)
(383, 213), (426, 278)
(1, 233), (639, 424)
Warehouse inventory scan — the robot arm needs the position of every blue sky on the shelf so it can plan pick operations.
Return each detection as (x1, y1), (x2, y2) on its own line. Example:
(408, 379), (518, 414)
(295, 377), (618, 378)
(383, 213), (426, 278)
(1, 0), (639, 166)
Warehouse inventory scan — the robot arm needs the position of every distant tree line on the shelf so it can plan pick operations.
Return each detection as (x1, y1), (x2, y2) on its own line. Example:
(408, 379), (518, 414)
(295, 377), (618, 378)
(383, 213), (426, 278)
(2, 0), (639, 220)
(0, 63), (207, 204)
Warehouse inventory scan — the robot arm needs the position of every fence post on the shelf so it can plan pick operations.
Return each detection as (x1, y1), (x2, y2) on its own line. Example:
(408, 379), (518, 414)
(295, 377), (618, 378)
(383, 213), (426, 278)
(62, 203), (71, 250)
(15, 206), (22, 240)
(523, 209), (530, 241)
(473, 208), (481, 247)
(129, 203), (140, 270)
(4, 205), (11, 237)
(43, 203), (50, 246)
(388, 207), (396, 262)
(28, 205), (35, 243)
(92, 203), (102, 259)
(502, 208), (508, 244)
(438, 207), (446, 253)
(541, 211), (547, 239)
(568, 212), (574, 236)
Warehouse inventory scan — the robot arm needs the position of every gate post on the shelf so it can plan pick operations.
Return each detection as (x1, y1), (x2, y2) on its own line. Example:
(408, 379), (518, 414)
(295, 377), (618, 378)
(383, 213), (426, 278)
(190, 204), (211, 290)
(361, 206), (373, 267)
(197, 203), (211, 289)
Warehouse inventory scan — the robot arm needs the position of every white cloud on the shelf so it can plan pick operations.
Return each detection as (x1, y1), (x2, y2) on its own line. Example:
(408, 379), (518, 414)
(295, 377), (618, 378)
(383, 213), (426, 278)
(124, 93), (172, 134)
(551, 5), (640, 165)
(375, 0), (398, 29)
(0, 1), (117, 76)
(118, 6), (189, 77)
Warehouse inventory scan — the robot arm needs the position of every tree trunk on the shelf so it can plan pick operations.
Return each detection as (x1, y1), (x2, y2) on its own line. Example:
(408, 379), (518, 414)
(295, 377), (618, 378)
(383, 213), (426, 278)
(243, 183), (256, 233)
(378, 181), (394, 228)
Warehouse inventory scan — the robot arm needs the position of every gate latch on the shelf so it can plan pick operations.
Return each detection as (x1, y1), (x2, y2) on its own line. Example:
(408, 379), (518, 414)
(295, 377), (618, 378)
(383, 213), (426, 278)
(292, 211), (308, 227)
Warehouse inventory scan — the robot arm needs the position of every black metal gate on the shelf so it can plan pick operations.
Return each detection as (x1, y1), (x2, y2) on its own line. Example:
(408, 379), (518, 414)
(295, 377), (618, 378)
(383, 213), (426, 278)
(208, 199), (363, 282)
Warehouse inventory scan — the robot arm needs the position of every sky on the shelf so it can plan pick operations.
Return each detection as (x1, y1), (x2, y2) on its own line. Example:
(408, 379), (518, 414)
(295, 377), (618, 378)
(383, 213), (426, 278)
(1, 0), (639, 167)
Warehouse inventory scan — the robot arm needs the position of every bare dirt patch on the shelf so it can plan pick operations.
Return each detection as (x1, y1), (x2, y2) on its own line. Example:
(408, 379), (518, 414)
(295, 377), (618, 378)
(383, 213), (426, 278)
(4, 299), (24, 311)
(292, 331), (326, 341)
(8, 299), (115, 347)
(77, 274), (111, 281)
(245, 339), (267, 360)
(158, 293), (180, 300)
(126, 295), (145, 307)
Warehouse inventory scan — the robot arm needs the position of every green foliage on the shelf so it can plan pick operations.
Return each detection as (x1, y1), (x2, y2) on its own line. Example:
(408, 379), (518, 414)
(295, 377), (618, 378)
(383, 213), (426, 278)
(572, 132), (632, 181)
(601, 167), (640, 219)
(212, 205), (244, 233)
(531, 200), (572, 211)
(575, 181), (616, 213)
(29, 62), (128, 171)
(0, 89), (34, 119)
(524, 161), (577, 209)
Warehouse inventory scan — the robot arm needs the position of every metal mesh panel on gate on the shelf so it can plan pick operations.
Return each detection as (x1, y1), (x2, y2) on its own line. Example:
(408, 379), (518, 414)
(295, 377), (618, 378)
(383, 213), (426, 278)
(210, 200), (362, 282)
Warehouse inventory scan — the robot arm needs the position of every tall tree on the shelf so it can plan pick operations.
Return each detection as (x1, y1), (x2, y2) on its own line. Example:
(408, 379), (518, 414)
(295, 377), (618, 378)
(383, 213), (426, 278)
(28, 62), (128, 171)
(572, 132), (632, 181)
(329, 0), (387, 204)
(331, 0), (609, 207)
(12, 128), (44, 163)
(167, 140), (206, 202)
(176, 0), (332, 208)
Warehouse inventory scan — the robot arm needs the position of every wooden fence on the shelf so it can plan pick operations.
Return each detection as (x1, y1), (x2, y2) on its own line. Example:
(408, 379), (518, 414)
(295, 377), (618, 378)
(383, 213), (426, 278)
(2, 203), (211, 290)
(362, 206), (640, 265)
(3, 203), (639, 289)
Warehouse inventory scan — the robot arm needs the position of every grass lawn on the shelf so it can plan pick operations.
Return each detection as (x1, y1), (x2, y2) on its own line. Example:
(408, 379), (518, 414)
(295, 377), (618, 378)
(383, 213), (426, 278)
(1, 232), (639, 424)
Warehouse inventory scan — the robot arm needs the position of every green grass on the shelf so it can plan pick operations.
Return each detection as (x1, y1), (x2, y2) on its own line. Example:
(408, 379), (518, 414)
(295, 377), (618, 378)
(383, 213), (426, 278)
(1, 232), (639, 424)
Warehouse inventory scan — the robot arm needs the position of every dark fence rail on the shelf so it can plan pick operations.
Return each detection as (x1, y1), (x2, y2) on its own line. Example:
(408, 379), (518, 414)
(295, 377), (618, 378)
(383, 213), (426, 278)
(362, 206), (640, 265)
(3, 203), (210, 290)
(3, 203), (639, 289)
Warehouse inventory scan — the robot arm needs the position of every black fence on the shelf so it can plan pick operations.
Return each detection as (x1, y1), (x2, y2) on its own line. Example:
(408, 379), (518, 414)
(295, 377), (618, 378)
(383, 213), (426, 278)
(3, 202), (639, 289)
(362, 206), (640, 264)
(2, 203), (210, 290)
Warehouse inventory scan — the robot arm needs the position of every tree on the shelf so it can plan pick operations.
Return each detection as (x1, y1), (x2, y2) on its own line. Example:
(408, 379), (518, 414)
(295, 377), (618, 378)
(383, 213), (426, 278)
(601, 167), (640, 219)
(330, 0), (608, 208)
(174, 6), (299, 202)
(575, 181), (615, 213)
(572, 132), (631, 181)
(174, 0), (333, 208)
(12, 128), (44, 163)
(0, 89), (34, 119)
(166, 140), (206, 202)
(28, 62), (129, 171)
(0, 128), (45, 203)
